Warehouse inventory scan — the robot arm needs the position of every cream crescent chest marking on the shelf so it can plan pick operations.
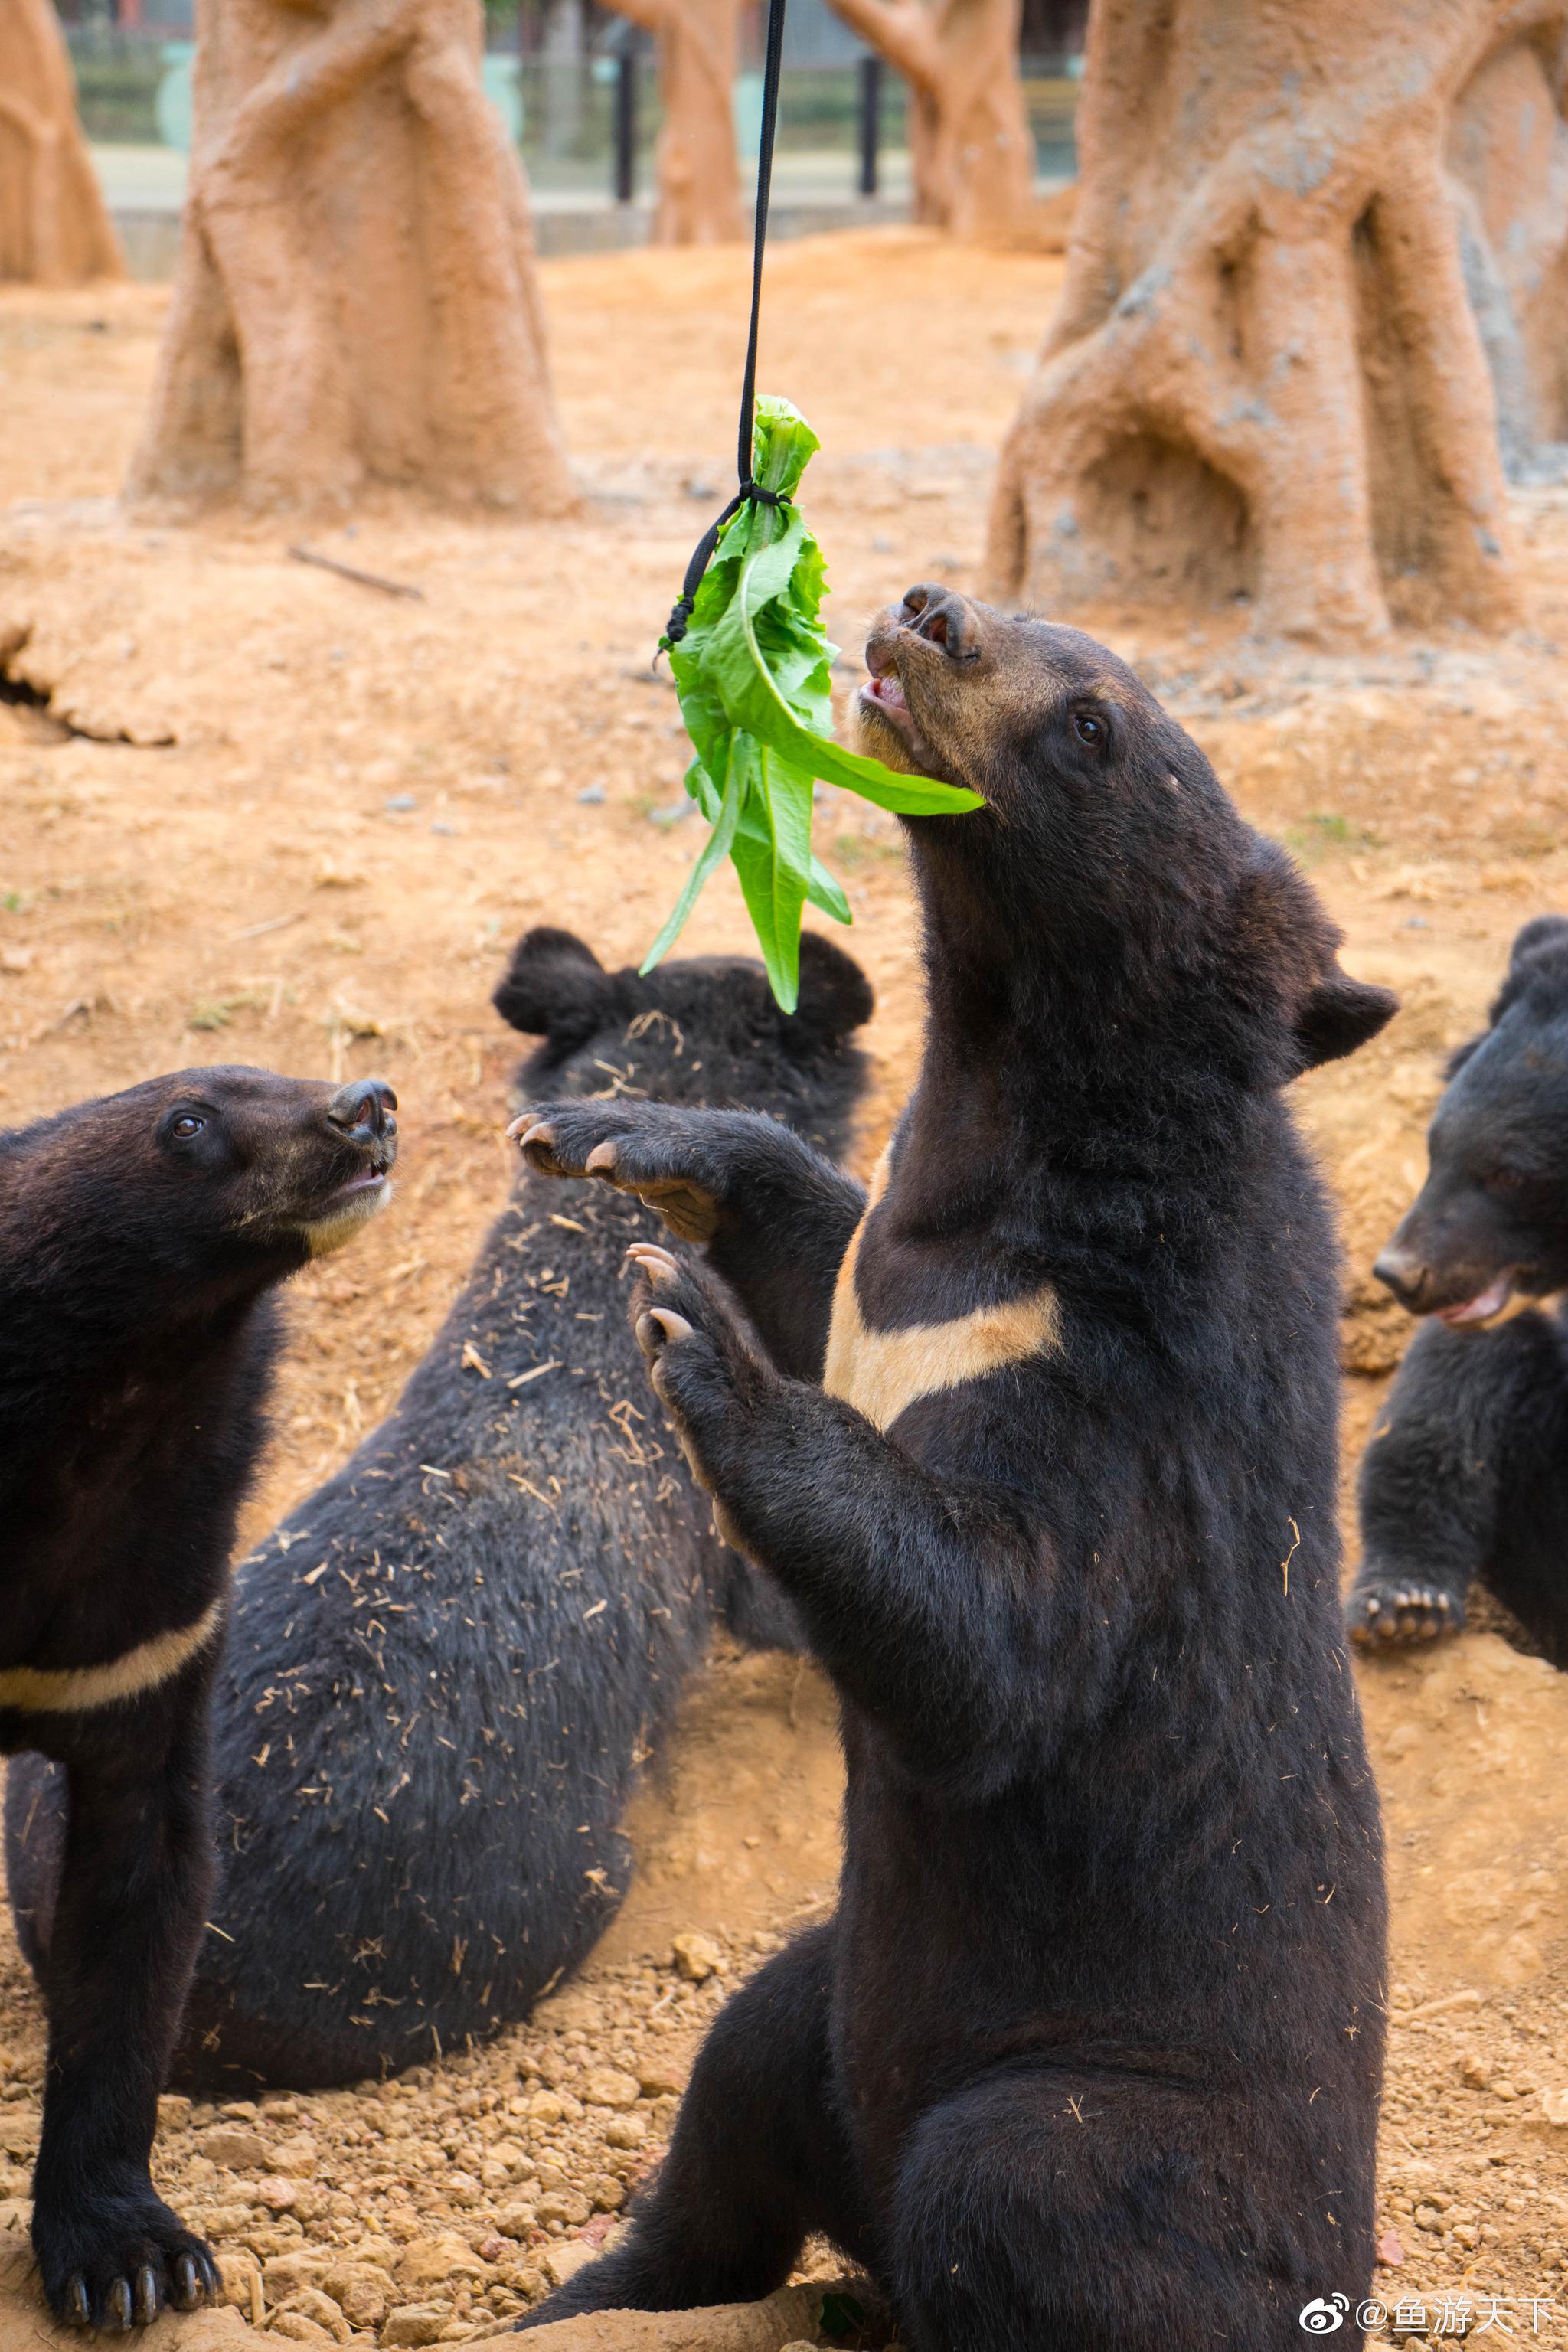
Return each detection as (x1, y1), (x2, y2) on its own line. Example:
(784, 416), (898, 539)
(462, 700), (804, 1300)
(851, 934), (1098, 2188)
(822, 1148), (1063, 1434)
(0, 1596), (225, 1717)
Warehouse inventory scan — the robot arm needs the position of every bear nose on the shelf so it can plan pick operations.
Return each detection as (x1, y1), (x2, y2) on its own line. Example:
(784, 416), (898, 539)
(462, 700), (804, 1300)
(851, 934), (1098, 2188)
(1373, 1243), (1426, 1308)
(900, 583), (979, 662)
(326, 1076), (397, 1142)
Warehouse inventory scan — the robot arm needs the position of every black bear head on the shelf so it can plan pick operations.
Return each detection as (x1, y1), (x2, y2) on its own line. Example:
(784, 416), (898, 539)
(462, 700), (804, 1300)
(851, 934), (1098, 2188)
(0, 1067), (398, 1356)
(494, 926), (873, 1161)
(849, 583), (1396, 1089)
(1375, 916), (1568, 1325)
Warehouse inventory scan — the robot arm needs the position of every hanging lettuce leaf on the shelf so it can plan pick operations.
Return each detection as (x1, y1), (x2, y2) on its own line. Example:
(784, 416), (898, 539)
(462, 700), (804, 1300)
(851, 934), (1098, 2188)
(648, 395), (982, 1011)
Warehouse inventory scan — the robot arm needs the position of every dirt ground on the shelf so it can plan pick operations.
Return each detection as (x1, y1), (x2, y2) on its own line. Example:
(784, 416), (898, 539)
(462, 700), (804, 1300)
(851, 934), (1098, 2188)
(2, 228), (1568, 2345)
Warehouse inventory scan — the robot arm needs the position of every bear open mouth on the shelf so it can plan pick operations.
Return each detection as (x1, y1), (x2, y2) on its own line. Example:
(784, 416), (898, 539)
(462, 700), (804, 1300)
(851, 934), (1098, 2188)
(856, 669), (930, 768)
(318, 1167), (389, 1213)
(861, 671), (913, 730)
(1432, 1272), (1514, 1327)
(298, 1165), (393, 1256)
(860, 672), (921, 733)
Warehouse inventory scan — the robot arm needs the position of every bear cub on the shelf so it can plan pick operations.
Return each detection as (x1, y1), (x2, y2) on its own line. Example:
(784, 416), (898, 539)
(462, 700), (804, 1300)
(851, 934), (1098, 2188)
(1349, 913), (1568, 1664)
(2, 1067), (395, 2329)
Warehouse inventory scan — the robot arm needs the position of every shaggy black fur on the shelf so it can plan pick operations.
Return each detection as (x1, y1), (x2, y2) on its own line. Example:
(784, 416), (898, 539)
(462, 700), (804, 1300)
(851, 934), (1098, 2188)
(511, 588), (1395, 2351)
(1348, 915), (1568, 1662)
(1, 1067), (395, 2330)
(7, 931), (870, 2094)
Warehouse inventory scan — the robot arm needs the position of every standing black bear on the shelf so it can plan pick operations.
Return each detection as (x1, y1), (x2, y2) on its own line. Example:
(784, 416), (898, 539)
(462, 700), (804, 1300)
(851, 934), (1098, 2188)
(1, 1067), (395, 2330)
(512, 587), (1395, 2350)
(9, 929), (871, 2092)
(1348, 914), (1568, 1665)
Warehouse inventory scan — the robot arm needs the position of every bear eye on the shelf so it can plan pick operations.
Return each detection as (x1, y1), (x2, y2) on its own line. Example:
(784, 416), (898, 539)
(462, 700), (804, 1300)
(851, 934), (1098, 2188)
(1486, 1166), (1527, 1192)
(170, 1114), (205, 1140)
(1073, 711), (1106, 747)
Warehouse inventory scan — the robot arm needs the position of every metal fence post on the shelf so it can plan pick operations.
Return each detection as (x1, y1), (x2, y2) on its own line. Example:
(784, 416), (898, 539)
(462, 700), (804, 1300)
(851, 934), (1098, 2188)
(857, 53), (881, 198)
(613, 47), (637, 204)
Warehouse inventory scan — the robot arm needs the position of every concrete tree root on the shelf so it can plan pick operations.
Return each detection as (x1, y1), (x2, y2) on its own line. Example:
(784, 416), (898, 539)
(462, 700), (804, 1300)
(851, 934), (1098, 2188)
(1448, 21), (1568, 481)
(0, 0), (124, 286)
(128, 0), (573, 515)
(987, 0), (1556, 642)
(606, 0), (746, 246)
(824, 0), (1037, 242)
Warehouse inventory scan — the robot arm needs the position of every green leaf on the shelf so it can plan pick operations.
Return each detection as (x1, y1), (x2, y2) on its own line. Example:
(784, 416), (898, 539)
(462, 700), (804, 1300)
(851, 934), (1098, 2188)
(729, 743), (815, 1011)
(639, 736), (749, 974)
(651, 396), (981, 1007)
(720, 530), (982, 815)
(806, 857), (851, 926)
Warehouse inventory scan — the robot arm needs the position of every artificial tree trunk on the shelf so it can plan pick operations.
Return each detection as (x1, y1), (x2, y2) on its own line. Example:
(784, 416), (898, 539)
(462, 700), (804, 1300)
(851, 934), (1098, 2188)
(988, 0), (1554, 642)
(607, 0), (744, 245)
(825, 0), (1037, 241)
(0, 0), (123, 285)
(127, 0), (573, 514)
(1447, 23), (1568, 480)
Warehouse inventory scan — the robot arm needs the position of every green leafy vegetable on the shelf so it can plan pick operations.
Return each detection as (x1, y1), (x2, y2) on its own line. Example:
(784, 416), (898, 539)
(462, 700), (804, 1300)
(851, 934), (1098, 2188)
(648, 396), (982, 1011)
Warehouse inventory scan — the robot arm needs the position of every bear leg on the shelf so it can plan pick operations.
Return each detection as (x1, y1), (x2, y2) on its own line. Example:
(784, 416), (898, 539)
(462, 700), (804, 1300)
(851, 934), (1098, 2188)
(514, 1923), (871, 2329)
(3, 1752), (66, 1976)
(1349, 1312), (1564, 1651)
(28, 1695), (220, 2328)
(891, 2063), (1370, 2352)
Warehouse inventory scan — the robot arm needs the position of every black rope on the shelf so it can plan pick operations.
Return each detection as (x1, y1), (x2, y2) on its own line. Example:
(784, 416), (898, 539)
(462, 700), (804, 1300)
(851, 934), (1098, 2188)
(663, 0), (791, 648)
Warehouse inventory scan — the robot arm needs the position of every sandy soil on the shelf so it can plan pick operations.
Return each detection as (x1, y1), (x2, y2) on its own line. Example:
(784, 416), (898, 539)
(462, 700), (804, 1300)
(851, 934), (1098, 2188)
(2, 230), (1567, 2345)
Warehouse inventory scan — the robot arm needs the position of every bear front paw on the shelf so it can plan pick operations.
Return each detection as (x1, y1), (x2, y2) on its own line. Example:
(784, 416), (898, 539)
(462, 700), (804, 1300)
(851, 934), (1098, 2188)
(509, 1102), (722, 1241)
(33, 2188), (218, 2330)
(1347, 1577), (1465, 1647)
(626, 1243), (769, 1553)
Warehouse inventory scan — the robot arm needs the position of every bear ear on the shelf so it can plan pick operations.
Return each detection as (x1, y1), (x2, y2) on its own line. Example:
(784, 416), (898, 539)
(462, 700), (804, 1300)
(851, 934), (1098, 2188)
(1483, 913), (1568, 1031)
(1292, 964), (1398, 1072)
(493, 929), (614, 1044)
(1508, 913), (1568, 972)
(786, 933), (874, 1049)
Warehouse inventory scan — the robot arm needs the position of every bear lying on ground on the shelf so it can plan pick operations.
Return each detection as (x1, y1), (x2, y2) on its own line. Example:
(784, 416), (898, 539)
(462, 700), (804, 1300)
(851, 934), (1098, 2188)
(8, 929), (871, 2092)
(511, 587), (1396, 2351)
(1, 1067), (395, 2330)
(1348, 914), (1568, 1665)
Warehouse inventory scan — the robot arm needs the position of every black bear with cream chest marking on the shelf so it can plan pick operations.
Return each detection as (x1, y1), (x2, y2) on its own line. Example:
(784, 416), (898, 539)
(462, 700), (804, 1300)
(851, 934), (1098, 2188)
(1, 1067), (394, 2330)
(10, 930), (871, 2093)
(511, 589), (1396, 2350)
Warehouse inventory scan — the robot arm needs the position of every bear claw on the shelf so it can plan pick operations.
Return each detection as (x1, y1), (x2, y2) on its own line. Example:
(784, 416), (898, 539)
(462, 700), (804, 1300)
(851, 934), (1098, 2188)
(1349, 1581), (1461, 1645)
(51, 2235), (216, 2330)
(636, 1308), (693, 1358)
(626, 1242), (681, 1285)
